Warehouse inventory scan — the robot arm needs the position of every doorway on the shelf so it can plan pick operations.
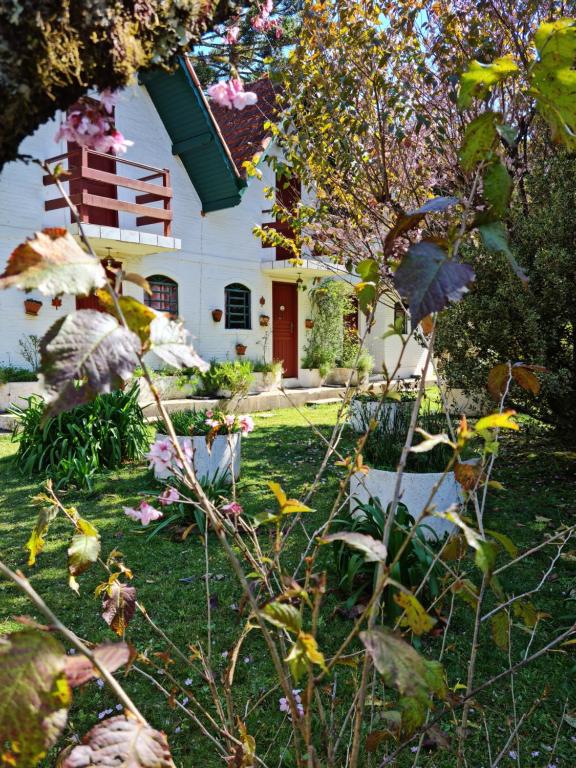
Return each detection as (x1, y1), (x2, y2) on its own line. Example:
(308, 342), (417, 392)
(272, 282), (298, 378)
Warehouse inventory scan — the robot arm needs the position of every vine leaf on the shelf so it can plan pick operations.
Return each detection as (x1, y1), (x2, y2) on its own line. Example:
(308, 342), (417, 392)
(68, 532), (101, 594)
(262, 602), (302, 634)
(487, 363), (545, 400)
(95, 291), (156, 346)
(321, 531), (388, 562)
(436, 510), (497, 575)
(148, 314), (208, 371)
(40, 310), (141, 417)
(64, 643), (131, 688)
(384, 197), (459, 254)
(361, 628), (446, 735)
(475, 411), (519, 432)
(0, 630), (71, 766)
(0, 228), (106, 296)
(531, 19), (576, 149)
(394, 592), (436, 636)
(459, 112), (499, 170)
(393, 241), (475, 327)
(26, 505), (58, 566)
(102, 582), (137, 637)
(478, 221), (528, 284)
(285, 632), (327, 682)
(483, 160), (512, 217)
(268, 481), (313, 515)
(60, 715), (176, 767)
(490, 611), (510, 650)
(458, 56), (519, 109)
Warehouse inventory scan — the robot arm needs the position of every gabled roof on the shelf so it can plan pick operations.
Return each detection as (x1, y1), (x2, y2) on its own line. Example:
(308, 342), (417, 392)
(209, 77), (278, 176)
(141, 57), (247, 213)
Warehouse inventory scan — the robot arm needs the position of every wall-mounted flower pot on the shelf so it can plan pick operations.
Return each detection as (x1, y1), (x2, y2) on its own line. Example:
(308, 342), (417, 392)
(24, 299), (43, 316)
(305, 318), (314, 330)
(235, 344), (247, 356)
(51, 297), (62, 309)
(259, 314), (270, 327)
(212, 308), (223, 322)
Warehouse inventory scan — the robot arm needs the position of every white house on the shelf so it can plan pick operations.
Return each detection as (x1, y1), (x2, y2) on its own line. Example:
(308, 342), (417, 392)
(0, 56), (427, 384)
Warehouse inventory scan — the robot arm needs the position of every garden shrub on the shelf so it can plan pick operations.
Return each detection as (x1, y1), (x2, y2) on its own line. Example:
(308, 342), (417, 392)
(304, 278), (353, 370)
(10, 383), (149, 490)
(337, 328), (374, 374)
(436, 150), (576, 433)
(0, 365), (38, 383)
(199, 359), (254, 396)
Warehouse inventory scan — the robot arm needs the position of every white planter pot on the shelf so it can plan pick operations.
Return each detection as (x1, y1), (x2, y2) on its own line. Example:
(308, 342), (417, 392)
(137, 376), (196, 404)
(350, 468), (461, 540)
(327, 368), (368, 387)
(299, 369), (325, 388)
(444, 388), (487, 417)
(249, 370), (282, 394)
(154, 433), (241, 482)
(0, 381), (45, 411)
(348, 400), (415, 432)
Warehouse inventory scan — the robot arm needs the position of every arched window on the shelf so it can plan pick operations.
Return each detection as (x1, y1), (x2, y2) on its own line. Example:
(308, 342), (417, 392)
(225, 283), (251, 329)
(145, 275), (178, 316)
(393, 301), (409, 334)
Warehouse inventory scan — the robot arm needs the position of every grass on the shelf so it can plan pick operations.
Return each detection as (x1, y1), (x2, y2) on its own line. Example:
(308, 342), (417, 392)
(0, 404), (575, 766)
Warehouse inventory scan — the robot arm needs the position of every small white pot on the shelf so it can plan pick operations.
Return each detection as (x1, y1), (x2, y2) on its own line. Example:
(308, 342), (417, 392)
(154, 433), (241, 482)
(249, 370), (282, 394)
(350, 468), (461, 540)
(0, 380), (44, 411)
(299, 368), (325, 388)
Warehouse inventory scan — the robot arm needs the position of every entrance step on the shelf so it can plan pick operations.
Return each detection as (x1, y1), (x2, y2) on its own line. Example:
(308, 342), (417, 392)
(305, 397), (342, 407)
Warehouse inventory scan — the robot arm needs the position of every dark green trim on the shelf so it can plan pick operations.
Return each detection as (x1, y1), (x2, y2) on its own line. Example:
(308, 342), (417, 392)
(141, 59), (247, 213)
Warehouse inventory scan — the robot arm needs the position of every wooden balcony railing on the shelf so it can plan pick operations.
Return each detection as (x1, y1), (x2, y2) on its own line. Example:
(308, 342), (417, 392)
(43, 147), (173, 236)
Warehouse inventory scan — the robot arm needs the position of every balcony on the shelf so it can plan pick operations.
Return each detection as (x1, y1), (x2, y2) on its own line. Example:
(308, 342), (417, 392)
(43, 148), (180, 257)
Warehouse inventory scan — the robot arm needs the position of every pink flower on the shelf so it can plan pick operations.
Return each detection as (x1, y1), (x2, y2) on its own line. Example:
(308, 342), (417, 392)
(224, 414), (236, 429)
(207, 78), (258, 111)
(54, 93), (133, 155)
(279, 689), (304, 718)
(124, 501), (163, 526)
(100, 88), (118, 114)
(221, 501), (243, 516)
(104, 130), (134, 156)
(225, 24), (241, 44)
(205, 418), (221, 430)
(158, 487), (180, 506)
(146, 438), (174, 473)
(239, 415), (254, 434)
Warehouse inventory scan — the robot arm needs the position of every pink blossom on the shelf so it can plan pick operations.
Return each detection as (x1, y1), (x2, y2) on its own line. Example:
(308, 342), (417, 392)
(104, 130), (134, 156)
(206, 418), (221, 430)
(146, 438), (174, 473)
(174, 437), (194, 470)
(158, 487), (180, 506)
(221, 501), (243, 516)
(224, 414), (236, 429)
(239, 415), (254, 434)
(207, 78), (258, 111)
(54, 91), (132, 155)
(124, 501), (163, 526)
(100, 88), (118, 114)
(279, 689), (304, 718)
(225, 24), (241, 44)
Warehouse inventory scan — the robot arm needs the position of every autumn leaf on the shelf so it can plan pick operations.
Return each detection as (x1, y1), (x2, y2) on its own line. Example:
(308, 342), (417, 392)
(394, 592), (436, 636)
(0, 630), (71, 766)
(393, 241), (475, 326)
(285, 632), (327, 681)
(475, 410), (519, 432)
(262, 602), (302, 633)
(0, 228), (106, 296)
(454, 460), (483, 491)
(321, 531), (388, 562)
(95, 291), (157, 346)
(64, 642), (130, 688)
(487, 363), (511, 401)
(102, 581), (137, 636)
(60, 715), (175, 768)
(490, 611), (510, 651)
(268, 481), (313, 514)
(40, 311), (141, 417)
(458, 56), (519, 109)
(26, 505), (58, 566)
(68, 531), (101, 594)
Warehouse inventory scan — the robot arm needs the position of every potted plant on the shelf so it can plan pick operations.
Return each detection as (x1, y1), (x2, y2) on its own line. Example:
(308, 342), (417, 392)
(259, 314), (270, 327)
(212, 308), (223, 322)
(250, 359), (283, 393)
(24, 298), (42, 316)
(235, 342), (247, 356)
(299, 349), (331, 388)
(198, 360), (254, 399)
(151, 408), (254, 482)
(349, 384), (418, 432)
(327, 329), (374, 386)
(349, 407), (469, 540)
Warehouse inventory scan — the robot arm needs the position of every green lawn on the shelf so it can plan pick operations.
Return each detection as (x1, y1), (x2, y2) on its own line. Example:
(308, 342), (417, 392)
(0, 404), (575, 766)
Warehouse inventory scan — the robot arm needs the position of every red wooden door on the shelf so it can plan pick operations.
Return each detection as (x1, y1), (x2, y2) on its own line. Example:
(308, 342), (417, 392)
(272, 282), (298, 378)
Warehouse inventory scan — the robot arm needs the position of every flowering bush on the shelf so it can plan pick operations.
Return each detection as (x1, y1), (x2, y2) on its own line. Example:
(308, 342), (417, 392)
(55, 90), (133, 155)
(154, 408), (254, 437)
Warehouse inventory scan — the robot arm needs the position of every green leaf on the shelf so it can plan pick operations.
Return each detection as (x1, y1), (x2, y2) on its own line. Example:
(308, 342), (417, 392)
(484, 529), (518, 559)
(320, 531), (388, 562)
(393, 241), (475, 326)
(0, 630), (71, 766)
(531, 19), (576, 149)
(0, 228), (106, 296)
(40, 311), (141, 417)
(26, 505), (58, 566)
(360, 628), (446, 735)
(475, 541), (498, 575)
(148, 314), (208, 372)
(478, 221), (528, 283)
(436, 510), (496, 575)
(68, 532), (101, 593)
(490, 611), (510, 650)
(262, 602), (302, 633)
(60, 715), (176, 768)
(458, 56), (519, 109)
(460, 112), (499, 171)
(285, 632), (327, 682)
(483, 161), (512, 217)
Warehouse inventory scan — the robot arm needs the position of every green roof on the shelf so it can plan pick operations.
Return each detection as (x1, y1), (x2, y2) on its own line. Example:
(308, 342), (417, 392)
(141, 58), (247, 213)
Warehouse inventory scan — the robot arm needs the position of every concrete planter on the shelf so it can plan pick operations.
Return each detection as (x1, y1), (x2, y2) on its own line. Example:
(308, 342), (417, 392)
(444, 388), (488, 417)
(350, 468), (460, 540)
(0, 380), (45, 411)
(349, 399), (415, 432)
(137, 376), (196, 405)
(154, 433), (241, 482)
(299, 368), (325, 388)
(249, 370), (282, 394)
(327, 368), (368, 387)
